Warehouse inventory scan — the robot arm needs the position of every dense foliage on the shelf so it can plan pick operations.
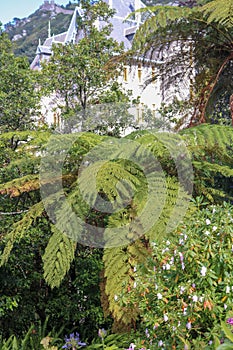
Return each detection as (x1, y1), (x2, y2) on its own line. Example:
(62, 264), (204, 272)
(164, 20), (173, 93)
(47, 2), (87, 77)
(116, 203), (233, 349)
(0, 0), (233, 348)
(131, 0), (233, 125)
(0, 31), (40, 132)
(0, 124), (233, 341)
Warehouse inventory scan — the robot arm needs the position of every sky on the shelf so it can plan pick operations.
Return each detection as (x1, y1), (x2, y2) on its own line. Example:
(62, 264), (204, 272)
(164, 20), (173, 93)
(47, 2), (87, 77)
(0, 0), (70, 25)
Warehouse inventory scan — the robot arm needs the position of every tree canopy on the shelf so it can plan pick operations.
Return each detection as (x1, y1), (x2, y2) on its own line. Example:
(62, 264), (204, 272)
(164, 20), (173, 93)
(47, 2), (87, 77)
(41, 0), (125, 126)
(0, 30), (41, 132)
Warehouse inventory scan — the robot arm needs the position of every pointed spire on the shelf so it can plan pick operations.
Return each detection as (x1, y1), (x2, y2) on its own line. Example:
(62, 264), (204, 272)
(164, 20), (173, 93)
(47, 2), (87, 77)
(48, 20), (51, 38)
(135, 0), (141, 25)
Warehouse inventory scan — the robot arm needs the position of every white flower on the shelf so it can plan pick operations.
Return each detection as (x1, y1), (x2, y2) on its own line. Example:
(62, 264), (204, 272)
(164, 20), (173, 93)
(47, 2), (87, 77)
(192, 295), (198, 302)
(212, 226), (217, 231)
(166, 240), (170, 245)
(205, 230), (210, 236)
(133, 282), (137, 288)
(206, 219), (211, 225)
(183, 308), (187, 315)
(179, 238), (184, 245)
(200, 266), (207, 276)
(181, 262), (185, 270)
(170, 256), (174, 265)
(180, 286), (185, 294)
(165, 263), (171, 270)
(224, 304), (228, 310)
(226, 286), (230, 294)
(158, 340), (163, 347)
(179, 252), (184, 261)
(133, 266), (137, 272)
(162, 247), (169, 253)
(114, 295), (118, 301)
(157, 293), (163, 300)
(164, 314), (168, 322)
(186, 321), (192, 330)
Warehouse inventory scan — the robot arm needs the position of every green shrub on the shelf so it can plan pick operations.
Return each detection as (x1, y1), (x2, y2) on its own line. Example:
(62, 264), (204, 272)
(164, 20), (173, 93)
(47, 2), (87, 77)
(117, 203), (233, 349)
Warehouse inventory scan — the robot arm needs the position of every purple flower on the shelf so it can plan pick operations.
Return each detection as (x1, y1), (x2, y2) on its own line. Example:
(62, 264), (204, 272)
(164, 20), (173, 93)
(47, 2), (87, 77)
(62, 332), (86, 349)
(227, 318), (233, 326)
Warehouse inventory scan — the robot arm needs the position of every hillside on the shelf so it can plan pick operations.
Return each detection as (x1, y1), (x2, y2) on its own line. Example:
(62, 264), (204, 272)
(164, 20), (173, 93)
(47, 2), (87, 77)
(3, 0), (176, 63)
(4, 1), (77, 63)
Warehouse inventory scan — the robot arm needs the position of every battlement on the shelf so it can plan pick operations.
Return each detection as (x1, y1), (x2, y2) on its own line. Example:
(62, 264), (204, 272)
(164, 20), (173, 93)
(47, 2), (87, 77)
(40, 0), (56, 11)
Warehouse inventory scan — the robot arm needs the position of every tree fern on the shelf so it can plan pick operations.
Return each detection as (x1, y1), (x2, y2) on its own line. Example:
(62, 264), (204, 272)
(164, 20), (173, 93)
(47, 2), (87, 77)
(130, 1), (233, 124)
(1, 125), (233, 296)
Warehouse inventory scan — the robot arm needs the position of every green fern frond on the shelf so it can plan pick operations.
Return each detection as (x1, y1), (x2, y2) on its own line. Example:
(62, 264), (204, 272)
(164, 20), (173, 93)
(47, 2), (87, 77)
(103, 239), (149, 325)
(180, 124), (233, 150)
(0, 202), (45, 266)
(202, 0), (233, 28)
(42, 225), (76, 288)
(0, 174), (39, 197)
(132, 6), (193, 51)
(194, 161), (233, 178)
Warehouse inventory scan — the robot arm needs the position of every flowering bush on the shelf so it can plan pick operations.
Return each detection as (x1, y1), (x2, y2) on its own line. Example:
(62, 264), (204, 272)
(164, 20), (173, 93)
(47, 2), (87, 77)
(118, 203), (233, 349)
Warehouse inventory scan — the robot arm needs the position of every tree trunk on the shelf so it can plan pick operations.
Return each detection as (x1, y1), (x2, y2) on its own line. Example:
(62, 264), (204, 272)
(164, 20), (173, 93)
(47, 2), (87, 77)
(230, 93), (233, 126)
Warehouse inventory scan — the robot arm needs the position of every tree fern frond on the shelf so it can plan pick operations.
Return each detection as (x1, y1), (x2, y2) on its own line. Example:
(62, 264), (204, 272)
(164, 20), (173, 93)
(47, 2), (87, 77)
(0, 202), (45, 266)
(145, 177), (192, 241)
(42, 225), (76, 288)
(0, 174), (40, 197)
(103, 239), (149, 325)
(202, 0), (233, 28)
(180, 124), (233, 150)
(193, 161), (233, 178)
(132, 6), (193, 51)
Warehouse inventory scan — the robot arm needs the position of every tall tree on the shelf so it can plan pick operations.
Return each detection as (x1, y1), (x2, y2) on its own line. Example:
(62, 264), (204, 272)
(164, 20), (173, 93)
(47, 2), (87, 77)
(41, 0), (124, 124)
(0, 27), (41, 132)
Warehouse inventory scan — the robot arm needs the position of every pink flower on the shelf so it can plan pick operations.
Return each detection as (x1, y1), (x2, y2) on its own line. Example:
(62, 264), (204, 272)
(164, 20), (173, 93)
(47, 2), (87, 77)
(227, 318), (233, 326)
